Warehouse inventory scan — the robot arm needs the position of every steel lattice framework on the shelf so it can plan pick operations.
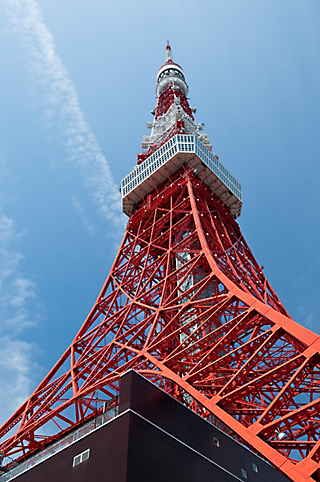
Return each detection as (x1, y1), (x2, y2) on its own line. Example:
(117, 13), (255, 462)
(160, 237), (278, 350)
(1, 44), (320, 482)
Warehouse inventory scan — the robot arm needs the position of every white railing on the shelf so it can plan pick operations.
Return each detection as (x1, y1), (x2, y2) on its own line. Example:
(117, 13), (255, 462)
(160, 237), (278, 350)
(194, 138), (242, 200)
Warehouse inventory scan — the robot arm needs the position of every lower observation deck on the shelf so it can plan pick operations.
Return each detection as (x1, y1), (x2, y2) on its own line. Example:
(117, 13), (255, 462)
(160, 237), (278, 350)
(121, 134), (242, 218)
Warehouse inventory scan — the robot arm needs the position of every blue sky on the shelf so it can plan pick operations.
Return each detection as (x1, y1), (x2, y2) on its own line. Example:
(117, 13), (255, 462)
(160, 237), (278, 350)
(0, 0), (320, 424)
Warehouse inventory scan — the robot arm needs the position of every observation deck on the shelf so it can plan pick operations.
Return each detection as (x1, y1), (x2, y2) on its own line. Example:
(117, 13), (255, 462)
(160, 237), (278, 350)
(121, 135), (242, 218)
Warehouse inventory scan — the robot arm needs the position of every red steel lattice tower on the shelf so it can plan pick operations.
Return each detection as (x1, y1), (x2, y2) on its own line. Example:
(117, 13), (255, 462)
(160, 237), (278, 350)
(1, 44), (320, 482)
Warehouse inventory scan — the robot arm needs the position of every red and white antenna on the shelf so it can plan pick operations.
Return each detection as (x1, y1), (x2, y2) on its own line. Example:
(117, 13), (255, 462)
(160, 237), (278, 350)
(165, 40), (173, 62)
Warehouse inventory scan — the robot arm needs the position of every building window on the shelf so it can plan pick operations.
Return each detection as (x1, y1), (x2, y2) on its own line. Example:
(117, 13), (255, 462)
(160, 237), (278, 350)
(213, 437), (220, 447)
(252, 463), (258, 473)
(241, 468), (248, 479)
(73, 448), (90, 467)
(73, 455), (81, 466)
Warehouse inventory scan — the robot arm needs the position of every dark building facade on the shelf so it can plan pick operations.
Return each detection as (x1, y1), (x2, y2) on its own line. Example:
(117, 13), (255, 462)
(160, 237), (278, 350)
(2, 371), (289, 482)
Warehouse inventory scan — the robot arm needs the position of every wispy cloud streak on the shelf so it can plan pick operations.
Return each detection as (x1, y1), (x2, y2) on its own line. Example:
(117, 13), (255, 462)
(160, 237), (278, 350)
(3, 0), (124, 231)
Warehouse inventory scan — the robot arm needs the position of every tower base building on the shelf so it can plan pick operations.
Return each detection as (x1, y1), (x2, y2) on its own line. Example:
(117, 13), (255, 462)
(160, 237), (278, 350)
(0, 371), (290, 482)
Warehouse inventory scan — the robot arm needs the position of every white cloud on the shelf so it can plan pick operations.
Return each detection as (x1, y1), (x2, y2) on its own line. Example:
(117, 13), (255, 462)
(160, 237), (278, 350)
(0, 215), (15, 243)
(0, 213), (40, 426)
(71, 197), (97, 236)
(0, 215), (37, 334)
(3, 0), (125, 233)
(0, 337), (38, 425)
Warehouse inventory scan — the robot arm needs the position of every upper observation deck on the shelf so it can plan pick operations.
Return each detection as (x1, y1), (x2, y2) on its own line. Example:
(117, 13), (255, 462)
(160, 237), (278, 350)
(121, 134), (242, 218)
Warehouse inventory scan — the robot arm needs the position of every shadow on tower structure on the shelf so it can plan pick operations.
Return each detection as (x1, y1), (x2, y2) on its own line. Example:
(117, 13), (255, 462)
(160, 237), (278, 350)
(1, 44), (320, 482)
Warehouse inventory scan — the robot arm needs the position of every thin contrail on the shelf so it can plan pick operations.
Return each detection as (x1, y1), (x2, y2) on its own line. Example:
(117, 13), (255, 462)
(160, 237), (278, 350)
(3, 0), (124, 231)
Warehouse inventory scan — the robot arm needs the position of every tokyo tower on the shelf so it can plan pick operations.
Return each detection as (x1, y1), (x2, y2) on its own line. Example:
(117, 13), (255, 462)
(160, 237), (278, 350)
(1, 43), (320, 482)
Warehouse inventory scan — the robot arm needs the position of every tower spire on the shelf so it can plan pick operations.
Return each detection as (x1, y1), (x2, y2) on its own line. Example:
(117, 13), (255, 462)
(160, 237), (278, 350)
(165, 40), (173, 62)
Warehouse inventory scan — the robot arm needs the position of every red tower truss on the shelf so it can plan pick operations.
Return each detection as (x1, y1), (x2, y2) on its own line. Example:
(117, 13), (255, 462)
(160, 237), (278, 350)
(1, 45), (320, 482)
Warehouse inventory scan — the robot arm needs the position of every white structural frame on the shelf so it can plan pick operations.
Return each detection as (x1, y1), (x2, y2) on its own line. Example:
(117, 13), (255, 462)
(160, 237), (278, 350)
(121, 134), (242, 218)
